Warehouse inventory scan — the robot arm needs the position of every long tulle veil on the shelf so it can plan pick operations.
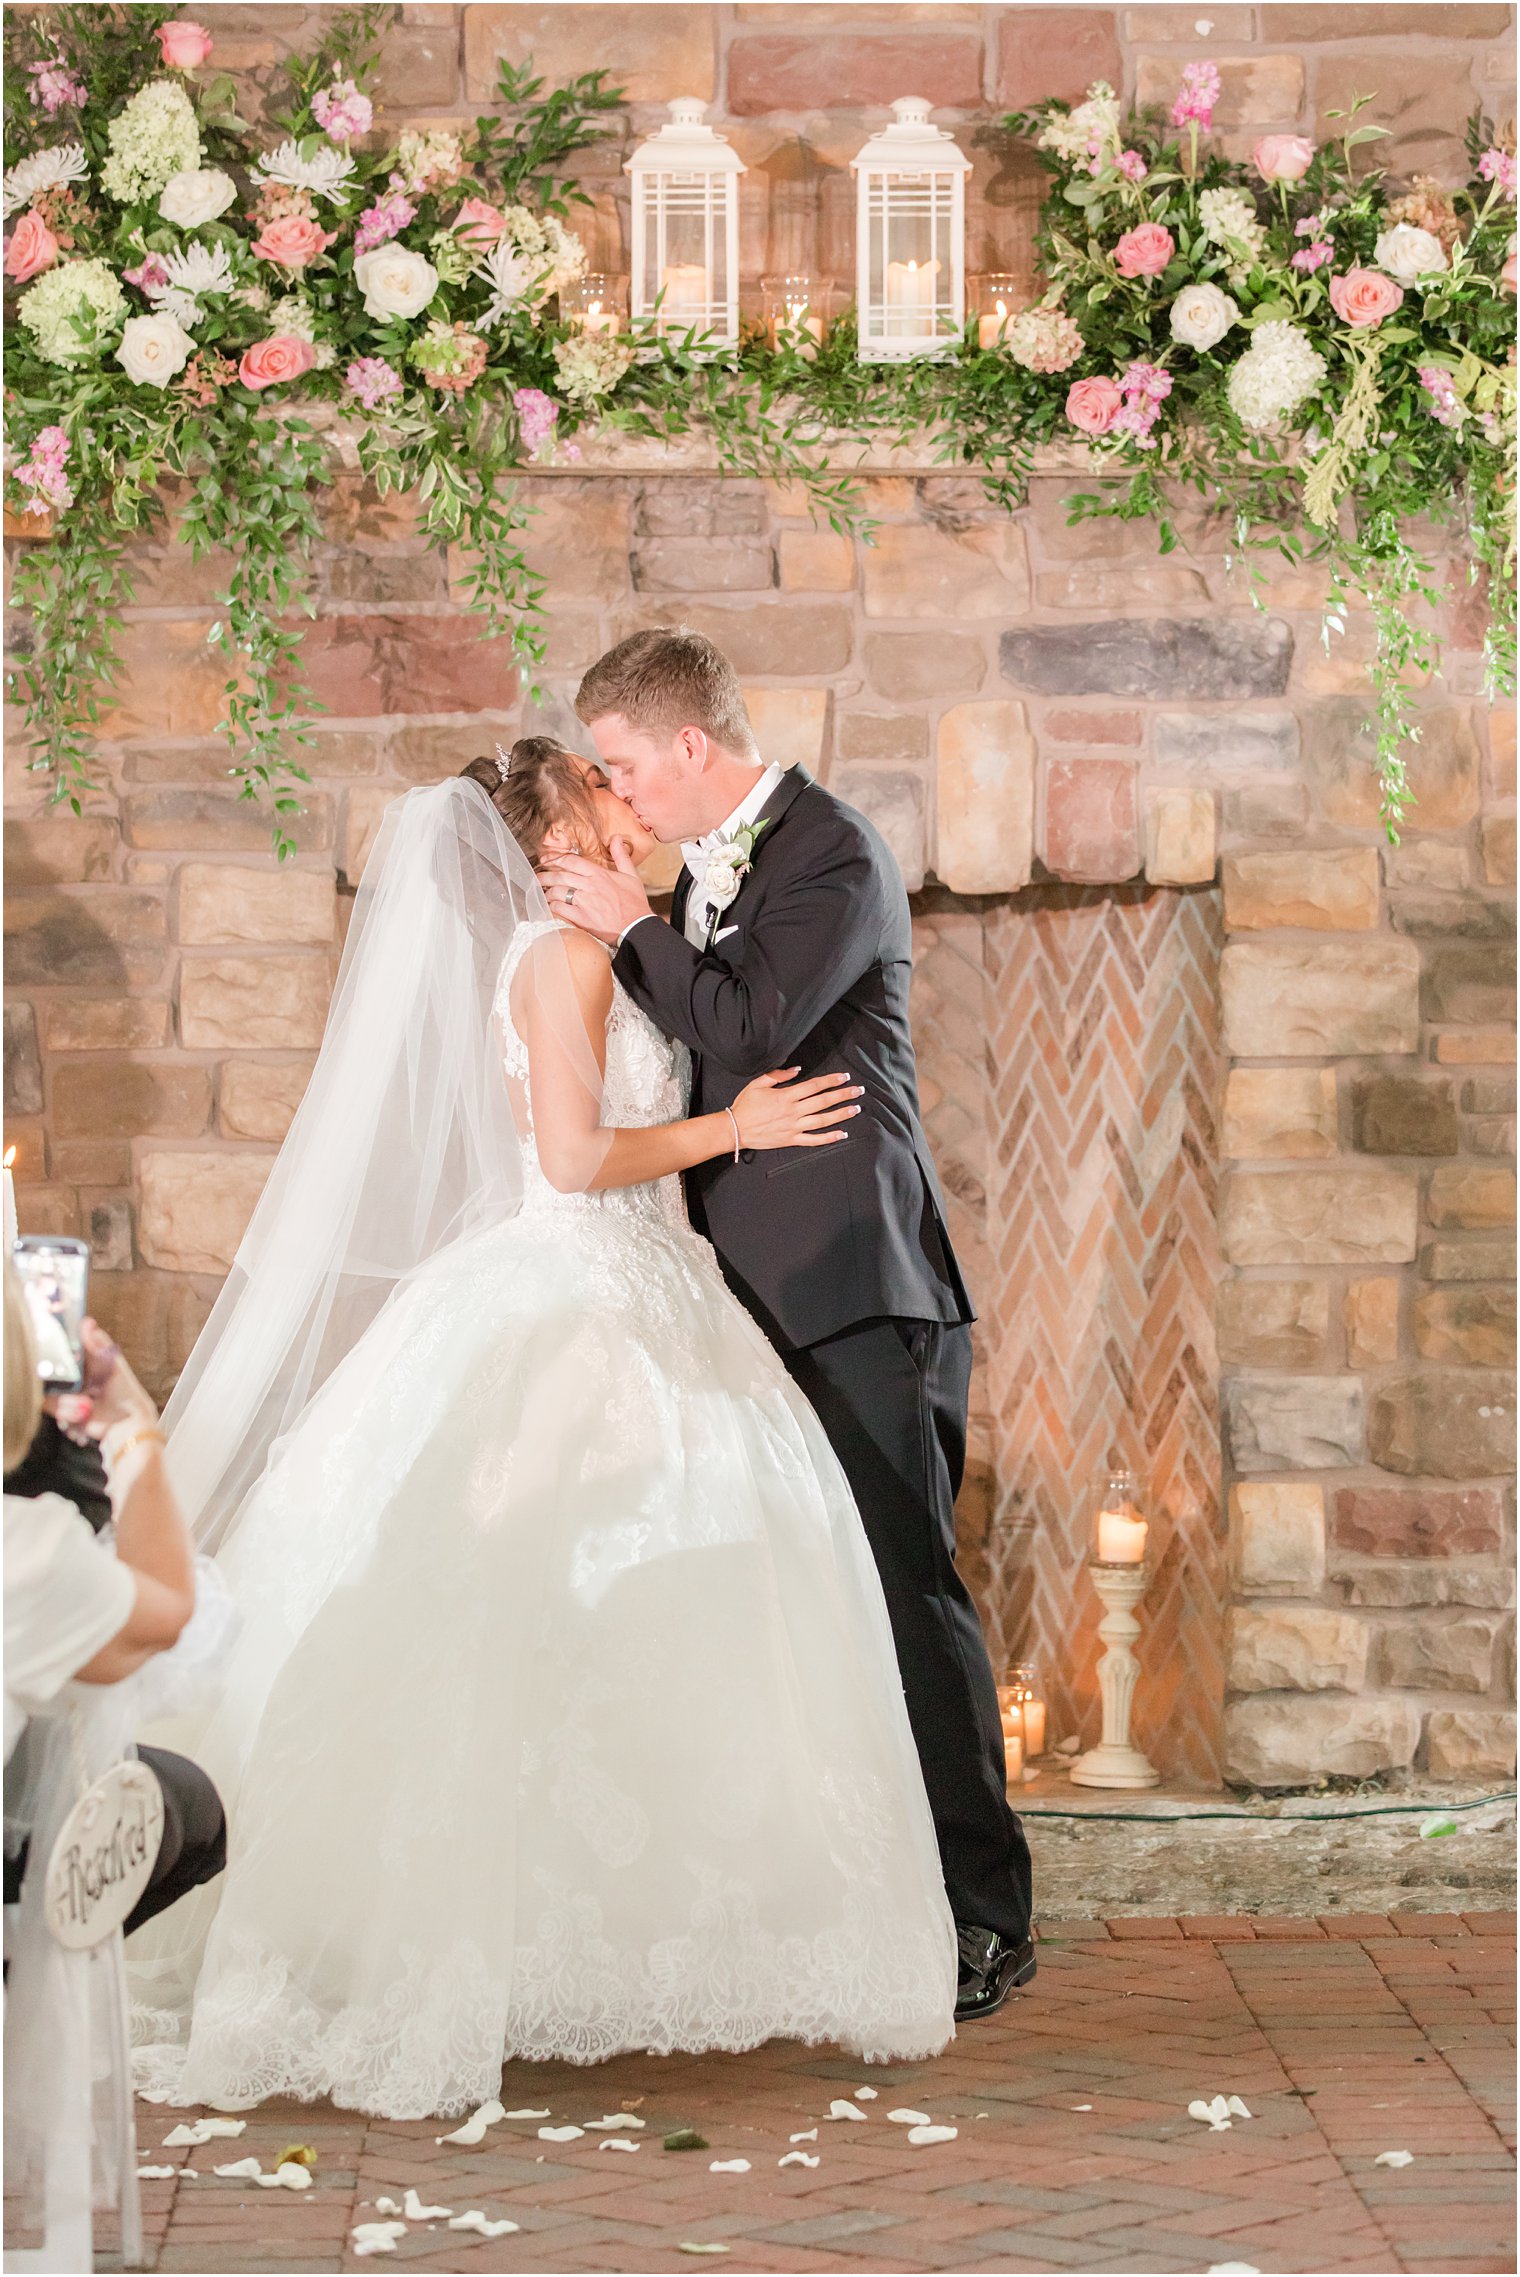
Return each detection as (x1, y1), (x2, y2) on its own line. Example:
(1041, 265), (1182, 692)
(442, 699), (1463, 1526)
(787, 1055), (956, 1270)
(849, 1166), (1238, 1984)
(160, 774), (604, 1554)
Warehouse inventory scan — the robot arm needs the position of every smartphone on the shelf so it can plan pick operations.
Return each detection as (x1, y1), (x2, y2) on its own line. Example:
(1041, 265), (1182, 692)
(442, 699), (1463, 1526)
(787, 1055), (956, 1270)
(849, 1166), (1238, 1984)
(12, 1235), (90, 1394)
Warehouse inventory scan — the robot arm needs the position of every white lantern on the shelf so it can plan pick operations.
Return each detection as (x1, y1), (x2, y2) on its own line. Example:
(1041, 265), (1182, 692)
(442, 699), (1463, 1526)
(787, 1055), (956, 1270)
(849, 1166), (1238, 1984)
(626, 98), (745, 349)
(850, 97), (970, 362)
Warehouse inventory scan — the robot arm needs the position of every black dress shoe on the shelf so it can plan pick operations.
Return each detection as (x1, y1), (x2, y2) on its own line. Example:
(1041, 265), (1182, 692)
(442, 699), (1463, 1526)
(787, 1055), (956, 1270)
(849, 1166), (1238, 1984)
(953, 1923), (1036, 2020)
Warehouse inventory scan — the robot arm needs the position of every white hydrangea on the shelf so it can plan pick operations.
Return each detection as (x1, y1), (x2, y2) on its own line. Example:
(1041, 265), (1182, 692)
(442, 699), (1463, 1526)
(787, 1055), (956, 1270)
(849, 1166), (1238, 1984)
(3, 142), (90, 219)
(1038, 84), (1120, 162)
(269, 294), (337, 367)
(17, 257), (127, 365)
(101, 80), (202, 203)
(253, 138), (357, 205)
(1199, 186), (1267, 262)
(551, 328), (633, 405)
(1226, 319), (1328, 431)
(1374, 221), (1448, 283)
(389, 128), (466, 195)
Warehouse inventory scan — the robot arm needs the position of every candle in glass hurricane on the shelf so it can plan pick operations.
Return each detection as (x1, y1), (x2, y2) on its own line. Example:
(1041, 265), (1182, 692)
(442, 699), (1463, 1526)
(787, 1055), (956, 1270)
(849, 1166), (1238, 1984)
(1092, 1469), (1147, 1565)
(3, 1144), (16, 1253)
(1007, 1662), (1046, 1757)
(974, 272), (1022, 349)
(762, 274), (825, 357)
(995, 1679), (1025, 1780)
(561, 274), (626, 335)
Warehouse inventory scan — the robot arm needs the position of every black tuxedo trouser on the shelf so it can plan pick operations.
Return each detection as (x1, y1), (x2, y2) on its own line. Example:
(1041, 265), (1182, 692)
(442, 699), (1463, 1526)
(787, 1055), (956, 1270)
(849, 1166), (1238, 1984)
(4, 1743), (225, 1938)
(781, 1317), (1033, 1944)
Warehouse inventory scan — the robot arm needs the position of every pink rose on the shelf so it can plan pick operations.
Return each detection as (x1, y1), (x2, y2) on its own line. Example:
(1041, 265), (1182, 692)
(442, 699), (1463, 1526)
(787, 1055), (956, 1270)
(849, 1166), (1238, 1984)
(1113, 223), (1175, 280)
(1328, 265), (1405, 327)
(156, 19), (212, 67)
(5, 207), (60, 283)
(1253, 134), (1315, 184)
(239, 335), (318, 391)
(452, 197), (506, 247)
(1065, 376), (1124, 436)
(1502, 250), (1518, 295)
(251, 213), (335, 270)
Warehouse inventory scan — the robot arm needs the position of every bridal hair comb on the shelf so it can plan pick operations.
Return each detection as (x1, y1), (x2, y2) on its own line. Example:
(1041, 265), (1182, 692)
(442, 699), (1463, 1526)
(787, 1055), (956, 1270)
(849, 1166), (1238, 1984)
(493, 745), (512, 784)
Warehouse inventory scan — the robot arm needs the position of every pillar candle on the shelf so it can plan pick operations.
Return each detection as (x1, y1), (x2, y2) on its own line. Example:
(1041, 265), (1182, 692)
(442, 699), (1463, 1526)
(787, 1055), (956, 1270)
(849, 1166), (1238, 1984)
(3, 1149), (16, 1255)
(580, 298), (621, 336)
(1096, 1507), (1148, 1564)
(978, 297), (1011, 349)
(661, 264), (709, 315)
(885, 258), (938, 335)
(1003, 1727), (1024, 1779)
(770, 304), (824, 357)
(1022, 1697), (1046, 1756)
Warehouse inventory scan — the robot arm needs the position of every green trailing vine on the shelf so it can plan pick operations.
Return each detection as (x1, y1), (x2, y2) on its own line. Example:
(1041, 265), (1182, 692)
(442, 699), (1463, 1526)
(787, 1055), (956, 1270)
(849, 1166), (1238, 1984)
(3, 6), (1515, 854)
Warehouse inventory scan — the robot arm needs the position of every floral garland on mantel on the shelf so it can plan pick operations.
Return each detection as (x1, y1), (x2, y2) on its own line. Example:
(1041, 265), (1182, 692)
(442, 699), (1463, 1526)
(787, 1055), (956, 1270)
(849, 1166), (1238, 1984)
(3, 7), (1515, 853)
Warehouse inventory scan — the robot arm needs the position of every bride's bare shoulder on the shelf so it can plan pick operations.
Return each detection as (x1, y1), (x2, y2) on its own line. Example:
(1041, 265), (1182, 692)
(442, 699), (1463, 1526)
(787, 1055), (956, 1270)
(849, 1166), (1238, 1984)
(516, 922), (614, 1010)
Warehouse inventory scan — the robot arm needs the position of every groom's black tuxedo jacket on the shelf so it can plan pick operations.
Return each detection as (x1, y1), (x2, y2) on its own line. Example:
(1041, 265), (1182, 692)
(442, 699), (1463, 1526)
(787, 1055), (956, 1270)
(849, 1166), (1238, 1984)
(612, 764), (974, 1352)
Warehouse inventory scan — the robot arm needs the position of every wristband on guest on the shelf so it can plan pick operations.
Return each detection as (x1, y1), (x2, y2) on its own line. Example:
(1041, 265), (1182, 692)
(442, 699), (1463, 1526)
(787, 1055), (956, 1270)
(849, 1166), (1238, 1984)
(100, 1421), (166, 1473)
(724, 1106), (741, 1162)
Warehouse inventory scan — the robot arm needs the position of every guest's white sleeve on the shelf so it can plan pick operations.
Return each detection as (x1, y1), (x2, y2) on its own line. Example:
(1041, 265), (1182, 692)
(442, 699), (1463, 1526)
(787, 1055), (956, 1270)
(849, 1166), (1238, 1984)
(3, 1491), (136, 1749)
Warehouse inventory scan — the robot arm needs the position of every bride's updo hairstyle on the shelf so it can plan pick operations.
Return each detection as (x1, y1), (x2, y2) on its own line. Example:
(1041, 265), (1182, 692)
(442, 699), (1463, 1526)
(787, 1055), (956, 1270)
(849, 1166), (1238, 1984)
(460, 738), (608, 868)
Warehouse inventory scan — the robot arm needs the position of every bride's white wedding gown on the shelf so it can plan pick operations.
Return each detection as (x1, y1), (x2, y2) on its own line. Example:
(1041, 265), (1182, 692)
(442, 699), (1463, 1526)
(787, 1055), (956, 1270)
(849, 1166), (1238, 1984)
(131, 922), (957, 2119)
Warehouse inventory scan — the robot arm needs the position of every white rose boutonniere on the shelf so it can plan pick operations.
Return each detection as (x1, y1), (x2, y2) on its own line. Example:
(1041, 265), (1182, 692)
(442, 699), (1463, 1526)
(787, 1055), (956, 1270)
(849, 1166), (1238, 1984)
(701, 817), (772, 939)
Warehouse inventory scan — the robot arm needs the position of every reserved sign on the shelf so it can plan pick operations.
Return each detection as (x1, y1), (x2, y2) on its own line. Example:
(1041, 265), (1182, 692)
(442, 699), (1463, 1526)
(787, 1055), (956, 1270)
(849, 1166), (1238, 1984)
(44, 1758), (165, 1950)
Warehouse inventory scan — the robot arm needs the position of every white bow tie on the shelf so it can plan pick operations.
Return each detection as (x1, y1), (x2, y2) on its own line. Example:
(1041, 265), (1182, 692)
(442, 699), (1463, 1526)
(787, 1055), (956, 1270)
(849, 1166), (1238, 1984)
(681, 829), (729, 872)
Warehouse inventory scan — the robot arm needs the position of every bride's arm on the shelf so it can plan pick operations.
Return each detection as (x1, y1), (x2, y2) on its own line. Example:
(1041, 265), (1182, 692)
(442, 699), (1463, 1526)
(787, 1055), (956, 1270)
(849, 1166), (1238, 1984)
(514, 931), (859, 1196)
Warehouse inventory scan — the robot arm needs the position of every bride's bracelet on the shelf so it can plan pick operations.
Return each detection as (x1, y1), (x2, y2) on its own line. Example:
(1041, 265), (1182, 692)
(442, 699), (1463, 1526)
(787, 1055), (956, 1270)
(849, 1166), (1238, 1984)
(723, 1106), (741, 1163)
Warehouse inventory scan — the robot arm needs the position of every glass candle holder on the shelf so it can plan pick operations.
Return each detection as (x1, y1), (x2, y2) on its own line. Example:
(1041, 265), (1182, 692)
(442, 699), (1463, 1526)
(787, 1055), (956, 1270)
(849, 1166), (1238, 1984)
(1091, 1467), (1148, 1567)
(974, 272), (1024, 349)
(761, 274), (828, 358)
(560, 274), (627, 334)
(1005, 1661), (1046, 1757)
(995, 1677), (1025, 1779)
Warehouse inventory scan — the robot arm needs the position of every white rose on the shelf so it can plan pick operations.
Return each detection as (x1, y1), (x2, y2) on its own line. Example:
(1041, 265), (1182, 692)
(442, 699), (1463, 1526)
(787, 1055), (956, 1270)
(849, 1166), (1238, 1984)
(353, 243), (438, 321)
(1374, 222), (1448, 284)
(158, 167), (237, 228)
(703, 845), (749, 910)
(1168, 280), (1240, 352)
(115, 310), (194, 386)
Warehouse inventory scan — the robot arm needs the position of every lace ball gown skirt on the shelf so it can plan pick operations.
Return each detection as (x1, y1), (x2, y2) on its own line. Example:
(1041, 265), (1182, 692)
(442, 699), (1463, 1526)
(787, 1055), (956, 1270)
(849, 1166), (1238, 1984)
(131, 1192), (958, 2119)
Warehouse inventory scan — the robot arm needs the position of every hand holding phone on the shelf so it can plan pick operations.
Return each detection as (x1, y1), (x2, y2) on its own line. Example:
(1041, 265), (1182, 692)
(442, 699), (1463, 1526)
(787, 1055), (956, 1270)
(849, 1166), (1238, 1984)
(11, 1235), (90, 1395)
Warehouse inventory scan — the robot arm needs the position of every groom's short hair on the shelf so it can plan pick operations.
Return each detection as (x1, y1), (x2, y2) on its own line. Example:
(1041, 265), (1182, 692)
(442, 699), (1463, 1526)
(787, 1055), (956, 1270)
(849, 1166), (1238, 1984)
(574, 627), (759, 758)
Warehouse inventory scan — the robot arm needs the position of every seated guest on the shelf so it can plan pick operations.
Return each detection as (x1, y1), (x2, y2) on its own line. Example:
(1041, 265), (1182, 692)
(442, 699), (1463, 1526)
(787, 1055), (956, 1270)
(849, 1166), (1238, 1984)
(3, 1268), (226, 1932)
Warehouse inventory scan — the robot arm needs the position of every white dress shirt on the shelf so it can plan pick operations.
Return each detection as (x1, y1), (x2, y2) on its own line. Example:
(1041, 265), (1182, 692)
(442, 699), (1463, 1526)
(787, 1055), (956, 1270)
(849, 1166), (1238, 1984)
(4, 1491), (135, 1762)
(619, 761), (784, 951)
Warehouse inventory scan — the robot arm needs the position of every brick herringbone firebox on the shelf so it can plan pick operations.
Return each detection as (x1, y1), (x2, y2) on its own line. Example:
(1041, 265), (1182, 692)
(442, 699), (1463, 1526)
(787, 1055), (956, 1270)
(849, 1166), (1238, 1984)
(4, 0), (1516, 1795)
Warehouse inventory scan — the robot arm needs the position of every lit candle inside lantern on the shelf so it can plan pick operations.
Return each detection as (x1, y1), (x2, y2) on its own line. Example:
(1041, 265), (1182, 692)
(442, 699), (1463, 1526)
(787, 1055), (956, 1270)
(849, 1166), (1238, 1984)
(978, 294), (1011, 350)
(661, 264), (709, 317)
(1096, 1501), (1148, 1565)
(885, 256), (939, 336)
(3, 1144), (16, 1256)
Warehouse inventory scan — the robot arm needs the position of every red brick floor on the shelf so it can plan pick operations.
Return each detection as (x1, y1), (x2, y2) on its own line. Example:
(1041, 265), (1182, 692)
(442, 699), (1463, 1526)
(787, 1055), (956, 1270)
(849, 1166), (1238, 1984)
(112, 1915), (1513, 2275)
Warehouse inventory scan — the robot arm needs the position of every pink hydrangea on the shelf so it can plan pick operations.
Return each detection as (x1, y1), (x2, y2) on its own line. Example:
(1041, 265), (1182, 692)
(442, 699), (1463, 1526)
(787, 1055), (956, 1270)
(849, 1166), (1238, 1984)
(14, 424), (73, 515)
(1417, 364), (1466, 430)
(345, 356), (404, 410)
(354, 190), (416, 256)
(1479, 147), (1517, 199)
(1171, 59), (1221, 131)
(313, 77), (373, 145)
(1291, 239), (1333, 273)
(513, 386), (559, 451)
(1116, 149), (1147, 184)
(26, 56), (88, 113)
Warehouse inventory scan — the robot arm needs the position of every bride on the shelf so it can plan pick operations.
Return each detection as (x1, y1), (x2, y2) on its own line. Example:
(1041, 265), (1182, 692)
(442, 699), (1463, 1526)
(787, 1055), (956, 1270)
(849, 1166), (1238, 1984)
(130, 742), (957, 2120)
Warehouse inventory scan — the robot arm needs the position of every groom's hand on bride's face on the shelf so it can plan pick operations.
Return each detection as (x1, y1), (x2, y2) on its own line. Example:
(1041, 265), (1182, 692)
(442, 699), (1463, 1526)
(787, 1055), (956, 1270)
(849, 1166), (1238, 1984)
(542, 841), (651, 944)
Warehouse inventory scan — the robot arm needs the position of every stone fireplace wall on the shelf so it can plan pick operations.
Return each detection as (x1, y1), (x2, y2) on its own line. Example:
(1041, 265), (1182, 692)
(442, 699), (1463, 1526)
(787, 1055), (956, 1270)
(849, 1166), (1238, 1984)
(4, 2), (1516, 1790)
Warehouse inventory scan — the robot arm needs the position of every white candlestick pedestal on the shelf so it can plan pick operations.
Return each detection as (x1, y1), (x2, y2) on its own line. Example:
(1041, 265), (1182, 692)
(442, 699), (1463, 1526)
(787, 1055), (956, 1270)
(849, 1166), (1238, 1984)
(1070, 1561), (1160, 1789)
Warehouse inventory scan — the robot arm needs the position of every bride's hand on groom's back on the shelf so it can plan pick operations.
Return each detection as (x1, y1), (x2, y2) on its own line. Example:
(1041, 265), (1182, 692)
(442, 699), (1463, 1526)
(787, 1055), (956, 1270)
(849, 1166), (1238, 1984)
(734, 1068), (862, 1153)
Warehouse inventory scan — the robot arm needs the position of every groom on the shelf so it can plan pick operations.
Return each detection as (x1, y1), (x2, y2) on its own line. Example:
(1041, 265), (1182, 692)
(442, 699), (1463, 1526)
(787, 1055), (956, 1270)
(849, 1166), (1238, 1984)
(543, 626), (1034, 2020)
